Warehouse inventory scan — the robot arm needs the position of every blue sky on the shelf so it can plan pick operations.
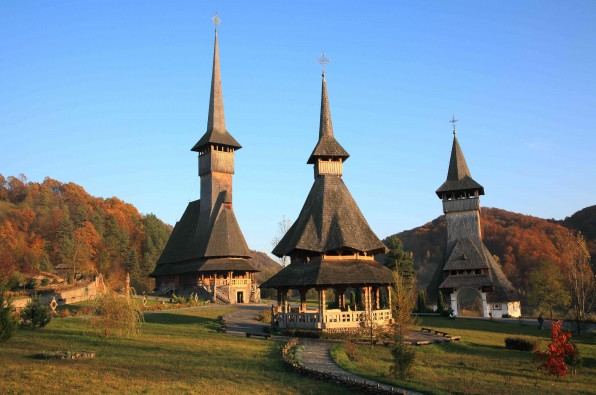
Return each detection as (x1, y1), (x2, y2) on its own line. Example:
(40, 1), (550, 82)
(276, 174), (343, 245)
(1, 1), (595, 254)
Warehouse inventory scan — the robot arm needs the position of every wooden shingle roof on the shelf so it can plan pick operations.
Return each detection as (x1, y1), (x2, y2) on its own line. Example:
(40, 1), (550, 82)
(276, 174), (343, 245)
(149, 199), (254, 277)
(436, 135), (484, 197)
(307, 74), (349, 164)
(438, 238), (519, 302)
(272, 175), (387, 257)
(191, 31), (241, 152)
(260, 258), (394, 289)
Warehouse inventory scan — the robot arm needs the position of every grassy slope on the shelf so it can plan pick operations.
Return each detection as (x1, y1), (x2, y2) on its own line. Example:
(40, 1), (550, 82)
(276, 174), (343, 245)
(0, 307), (347, 394)
(330, 317), (596, 395)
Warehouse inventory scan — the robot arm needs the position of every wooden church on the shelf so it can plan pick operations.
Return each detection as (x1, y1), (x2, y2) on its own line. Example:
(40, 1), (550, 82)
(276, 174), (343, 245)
(260, 69), (394, 331)
(430, 124), (520, 317)
(150, 19), (260, 304)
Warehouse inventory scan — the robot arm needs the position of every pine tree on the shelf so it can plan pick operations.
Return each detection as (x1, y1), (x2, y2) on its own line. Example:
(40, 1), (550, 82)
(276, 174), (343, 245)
(0, 286), (18, 342)
(20, 294), (52, 329)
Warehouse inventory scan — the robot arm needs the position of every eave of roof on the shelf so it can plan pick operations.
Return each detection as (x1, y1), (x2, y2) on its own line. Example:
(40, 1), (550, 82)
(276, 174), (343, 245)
(260, 258), (394, 289)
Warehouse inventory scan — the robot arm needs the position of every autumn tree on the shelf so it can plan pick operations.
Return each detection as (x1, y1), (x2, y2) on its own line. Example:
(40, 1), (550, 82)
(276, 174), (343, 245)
(558, 233), (595, 332)
(537, 320), (576, 378)
(389, 270), (418, 380)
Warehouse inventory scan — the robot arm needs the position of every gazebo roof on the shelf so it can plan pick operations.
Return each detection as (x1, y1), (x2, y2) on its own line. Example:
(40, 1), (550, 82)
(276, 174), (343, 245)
(260, 258), (394, 289)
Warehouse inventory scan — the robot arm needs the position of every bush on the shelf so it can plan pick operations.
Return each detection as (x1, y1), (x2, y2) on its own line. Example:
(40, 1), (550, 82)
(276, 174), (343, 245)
(389, 336), (416, 380)
(90, 292), (143, 338)
(255, 309), (272, 323)
(25, 278), (38, 290)
(502, 313), (512, 318)
(1, 291), (18, 342)
(171, 294), (188, 304)
(505, 337), (540, 352)
(7, 272), (26, 291)
(20, 294), (52, 329)
(343, 341), (359, 362)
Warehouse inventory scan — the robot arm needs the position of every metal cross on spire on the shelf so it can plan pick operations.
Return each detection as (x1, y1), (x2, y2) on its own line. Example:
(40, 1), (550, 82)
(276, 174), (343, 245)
(317, 52), (331, 75)
(450, 115), (458, 135)
(212, 12), (221, 30)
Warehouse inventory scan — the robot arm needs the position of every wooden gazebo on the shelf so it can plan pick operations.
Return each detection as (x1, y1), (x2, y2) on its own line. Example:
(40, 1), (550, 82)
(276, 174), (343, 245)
(261, 72), (394, 331)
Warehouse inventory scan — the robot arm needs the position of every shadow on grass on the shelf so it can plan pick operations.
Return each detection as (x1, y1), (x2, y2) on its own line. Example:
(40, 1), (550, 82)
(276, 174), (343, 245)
(144, 312), (214, 326)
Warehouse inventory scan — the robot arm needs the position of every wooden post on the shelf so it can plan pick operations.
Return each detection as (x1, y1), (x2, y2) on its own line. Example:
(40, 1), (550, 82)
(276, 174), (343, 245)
(387, 285), (392, 309)
(321, 289), (327, 323)
(299, 288), (307, 312)
(374, 287), (380, 310)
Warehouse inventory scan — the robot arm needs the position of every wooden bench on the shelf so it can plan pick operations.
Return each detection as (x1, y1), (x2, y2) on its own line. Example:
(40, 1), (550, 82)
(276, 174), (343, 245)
(421, 327), (433, 333)
(447, 336), (461, 341)
(245, 332), (272, 340)
(434, 330), (449, 337)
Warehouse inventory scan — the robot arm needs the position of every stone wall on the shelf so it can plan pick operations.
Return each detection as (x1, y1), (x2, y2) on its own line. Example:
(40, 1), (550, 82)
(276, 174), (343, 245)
(10, 278), (103, 310)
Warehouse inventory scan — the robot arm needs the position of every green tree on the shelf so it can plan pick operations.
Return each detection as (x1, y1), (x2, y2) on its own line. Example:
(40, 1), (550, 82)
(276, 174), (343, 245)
(526, 260), (570, 318)
(385, 236), (415, 282)
(20, 294), (52, 329)
(416, 290), (429, 313)
(141, 214), (170, 282)
(0, 282), (18, 342)
(437, 291), (446, 313)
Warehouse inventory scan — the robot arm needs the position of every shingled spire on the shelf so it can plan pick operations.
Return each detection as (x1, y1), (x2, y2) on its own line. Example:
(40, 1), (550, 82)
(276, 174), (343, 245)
(307, 73), (349, 164)
(436, 132), (484, 197)
(151, 15), (259, 304)
(192, 27), (241, 152)
(428, 122), (519, 317)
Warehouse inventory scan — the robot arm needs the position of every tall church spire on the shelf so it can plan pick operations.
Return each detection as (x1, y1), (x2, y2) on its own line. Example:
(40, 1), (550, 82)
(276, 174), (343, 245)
(307, 70), (349, 165)
(318, 73), (334, 139)
(207, 27), (225, 136)
(447, 135), (472, 182)
(192, 15), (241, 152)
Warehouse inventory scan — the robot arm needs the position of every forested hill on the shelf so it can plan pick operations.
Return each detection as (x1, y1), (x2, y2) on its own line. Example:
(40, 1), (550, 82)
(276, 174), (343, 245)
(0, 174), (173, 292)
(0, 174), (283, 293)
(558, 205), (596, 260)
(387, 207), (595, 295)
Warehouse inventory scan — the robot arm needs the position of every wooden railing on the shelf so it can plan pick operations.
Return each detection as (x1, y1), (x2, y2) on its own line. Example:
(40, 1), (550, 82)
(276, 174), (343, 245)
(274, 308), (392, 330)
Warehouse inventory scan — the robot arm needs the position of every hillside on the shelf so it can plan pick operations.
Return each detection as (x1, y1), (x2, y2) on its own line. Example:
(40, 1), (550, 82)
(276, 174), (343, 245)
(386, 207), (592, 302)
(0, 174), (173, 292)
(0, 174), (282, 293)
(250, 250), (283, 284)
(558, 205), (596, 261)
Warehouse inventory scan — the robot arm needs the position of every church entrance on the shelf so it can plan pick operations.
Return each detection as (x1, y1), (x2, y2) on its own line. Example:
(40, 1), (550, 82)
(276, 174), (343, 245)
(457, 288), (483, 317)
(236, 291), (244, 304)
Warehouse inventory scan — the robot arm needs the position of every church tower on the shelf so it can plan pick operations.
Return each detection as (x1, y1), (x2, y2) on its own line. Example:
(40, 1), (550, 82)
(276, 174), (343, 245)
(431, 121), (519, 317)
(150, 16), (259, 304)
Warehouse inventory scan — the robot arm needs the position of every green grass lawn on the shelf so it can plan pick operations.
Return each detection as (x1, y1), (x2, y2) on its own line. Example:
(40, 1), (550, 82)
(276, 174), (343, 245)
(0, 307), (348, 394)
(330, 317), (596, 395)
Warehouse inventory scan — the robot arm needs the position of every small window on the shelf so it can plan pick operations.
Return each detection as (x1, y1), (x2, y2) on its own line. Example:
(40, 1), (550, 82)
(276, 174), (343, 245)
(493, 303), (501, 310)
